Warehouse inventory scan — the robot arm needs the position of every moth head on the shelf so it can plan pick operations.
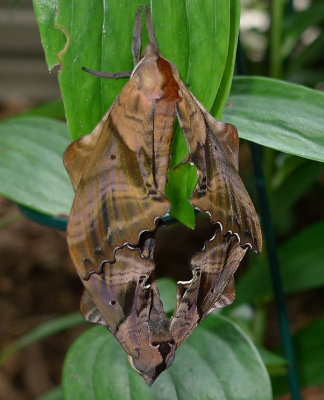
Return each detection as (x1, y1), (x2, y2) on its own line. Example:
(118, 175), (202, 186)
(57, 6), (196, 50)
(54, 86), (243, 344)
(143, 42), (159, 58)
(128, 339), (176, 386)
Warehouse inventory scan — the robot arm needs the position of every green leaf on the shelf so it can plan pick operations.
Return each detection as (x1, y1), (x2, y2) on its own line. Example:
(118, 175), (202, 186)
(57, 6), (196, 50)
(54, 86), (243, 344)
(0, 312), (84, 366)
(257, 347), (288, 377)
(157, 278), (177, 315)
(272, 318), (324, 396)
(36, 387), (63, 400)
(165, 163), (198, 229)
(0, 116), (74, 216)
(62, 314), (272, 400)
(21, 100), (65, 120)
(212, 0), (241, 119)
(282, 3), (324, 58)
(270, 159), (324, 232)
(236, 222), (324, 305)
(224, 76), (324, 163)
(32, 0), (66, 70)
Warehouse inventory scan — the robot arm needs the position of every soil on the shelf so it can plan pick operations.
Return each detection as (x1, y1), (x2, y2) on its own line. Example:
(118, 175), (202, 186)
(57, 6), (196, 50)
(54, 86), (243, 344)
(0, 196), (86, 400)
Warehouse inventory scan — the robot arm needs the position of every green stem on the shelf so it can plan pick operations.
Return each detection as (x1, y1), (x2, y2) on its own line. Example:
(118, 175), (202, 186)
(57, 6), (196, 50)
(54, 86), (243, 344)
(252, 301), (267, 347)
(270, 0), (284, 78)
(263, 147), (277, 192)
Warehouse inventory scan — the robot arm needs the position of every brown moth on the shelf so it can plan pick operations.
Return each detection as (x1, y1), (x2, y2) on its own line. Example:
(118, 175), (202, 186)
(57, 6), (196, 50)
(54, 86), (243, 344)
(64, 6), (262, 385)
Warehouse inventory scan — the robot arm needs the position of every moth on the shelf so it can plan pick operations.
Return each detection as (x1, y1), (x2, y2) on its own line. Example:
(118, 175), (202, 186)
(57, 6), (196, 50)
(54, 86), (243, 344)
(64, 6), (262, 385)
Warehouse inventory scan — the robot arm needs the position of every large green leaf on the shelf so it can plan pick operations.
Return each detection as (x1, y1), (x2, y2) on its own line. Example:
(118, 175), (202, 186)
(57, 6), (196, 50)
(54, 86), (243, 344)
(62, 314), (272, 400)
(0, 116), (73, 216)
(235, 222), (324, 305)
(224, 76), (324, 163)
(272, 318), (324, 396)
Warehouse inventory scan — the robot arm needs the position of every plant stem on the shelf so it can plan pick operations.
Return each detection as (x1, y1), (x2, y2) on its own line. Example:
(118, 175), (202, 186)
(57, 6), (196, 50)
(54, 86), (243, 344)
(270, 0), (284, 78)
(250, 143), (301, 400)
(253, 301), (267, 347)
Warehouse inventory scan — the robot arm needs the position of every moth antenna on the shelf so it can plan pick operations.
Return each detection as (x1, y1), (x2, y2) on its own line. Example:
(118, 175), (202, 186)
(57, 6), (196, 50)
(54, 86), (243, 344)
(145, 5), (158, 48)
(132, 6), (143, 65)
(82, 66), (132, 79)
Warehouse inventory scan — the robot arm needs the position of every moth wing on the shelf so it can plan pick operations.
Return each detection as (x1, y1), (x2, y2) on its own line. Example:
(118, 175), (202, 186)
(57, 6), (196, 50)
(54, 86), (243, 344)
(67, 78), (170, 279)
(176, 81), (262, 252)
(83, 245), (173, 386)
(170, 232), (246, 347)
(169, 268), (201, 347)
(211, 277), (236, 311)
(80, 289), (108, 327)
(63, 107), (112, 191)
(82, 245), (154, 335)
(190, 233), (246, 318)
(120, 280), (174, 386)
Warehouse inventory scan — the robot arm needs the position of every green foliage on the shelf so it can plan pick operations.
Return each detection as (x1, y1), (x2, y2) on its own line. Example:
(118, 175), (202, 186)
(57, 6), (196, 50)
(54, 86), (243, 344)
(0, 116), (73, 216)
(272, 318), (324, 395)
(1, 0), (324, 398)
(62, 315), (272, 400)
(224, 77), (324, 163)
(282, 3), (324, 59)
(0, 312), (84, 366)
(236, 222), (324, 304)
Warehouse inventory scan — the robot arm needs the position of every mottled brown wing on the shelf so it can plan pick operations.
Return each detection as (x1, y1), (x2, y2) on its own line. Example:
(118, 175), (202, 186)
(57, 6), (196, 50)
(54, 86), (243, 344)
(176, 81), (262, 253)
(65, 75), (171, 279)
(64, 107), (112, 191)
(81, 244), (174, 386)
(170, 231), (246, 347)
(81, 245), (154, 335)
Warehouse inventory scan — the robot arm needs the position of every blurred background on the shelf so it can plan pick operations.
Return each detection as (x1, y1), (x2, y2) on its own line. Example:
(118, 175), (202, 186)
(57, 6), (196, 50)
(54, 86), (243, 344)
(0, 0), (323, 399)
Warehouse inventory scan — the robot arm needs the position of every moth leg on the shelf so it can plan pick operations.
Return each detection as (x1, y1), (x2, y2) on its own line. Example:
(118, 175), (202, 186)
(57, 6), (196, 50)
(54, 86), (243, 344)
(81, 66), (132, 79)
(132, 6), (143, 65)
(145, 5), (158, 48)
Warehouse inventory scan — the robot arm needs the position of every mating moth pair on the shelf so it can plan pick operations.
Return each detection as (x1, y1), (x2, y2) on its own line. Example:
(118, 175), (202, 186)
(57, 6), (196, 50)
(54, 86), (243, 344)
(63, 6), (262, 385)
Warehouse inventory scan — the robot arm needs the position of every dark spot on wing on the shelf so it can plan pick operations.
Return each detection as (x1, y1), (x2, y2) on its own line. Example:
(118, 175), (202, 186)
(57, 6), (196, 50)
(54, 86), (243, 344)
(94, 247), (104, 258)
(83, 257), (94, 269)
(121, 281), (137, 317)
